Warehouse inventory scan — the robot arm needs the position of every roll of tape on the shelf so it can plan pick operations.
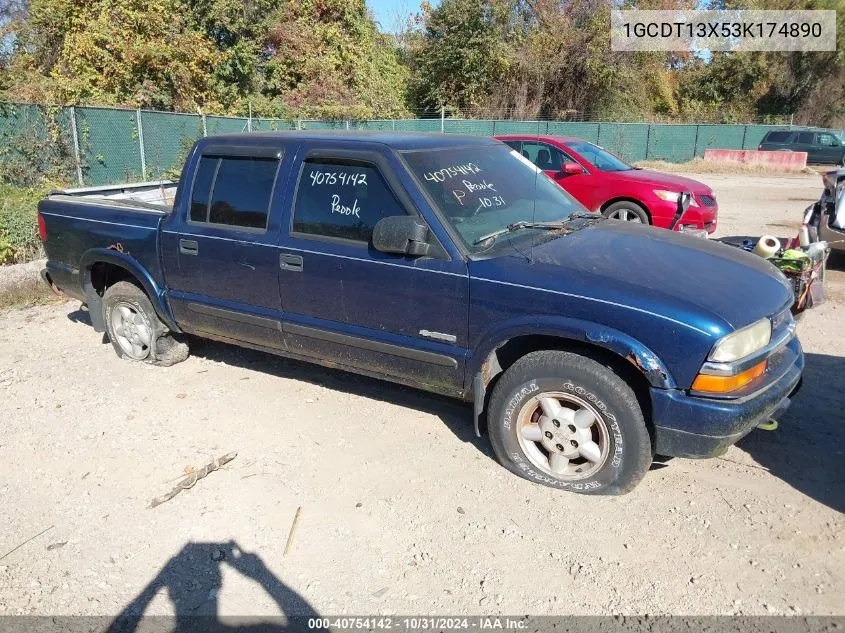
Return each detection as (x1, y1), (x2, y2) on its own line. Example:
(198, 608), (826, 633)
(753, 235), (781, 258)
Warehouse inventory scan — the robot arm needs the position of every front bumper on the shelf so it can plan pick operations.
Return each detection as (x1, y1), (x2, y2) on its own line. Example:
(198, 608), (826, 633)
(650, 337), (803, 458)
(651, 197), (718, 233)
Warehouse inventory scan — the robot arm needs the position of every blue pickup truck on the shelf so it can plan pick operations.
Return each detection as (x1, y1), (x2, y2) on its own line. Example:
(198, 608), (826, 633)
(39, 131), (803, 494)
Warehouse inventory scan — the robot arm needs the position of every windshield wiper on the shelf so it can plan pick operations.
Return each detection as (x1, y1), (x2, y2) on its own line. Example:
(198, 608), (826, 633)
(473, 220), (570, 246)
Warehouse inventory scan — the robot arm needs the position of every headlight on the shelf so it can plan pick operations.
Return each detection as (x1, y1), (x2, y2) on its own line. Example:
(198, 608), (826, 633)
(653, 189), (699, 207)
(709, 318), (771, 363)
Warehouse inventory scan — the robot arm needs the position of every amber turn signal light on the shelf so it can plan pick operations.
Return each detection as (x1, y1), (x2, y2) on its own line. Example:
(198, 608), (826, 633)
(692, 360), (767, 394)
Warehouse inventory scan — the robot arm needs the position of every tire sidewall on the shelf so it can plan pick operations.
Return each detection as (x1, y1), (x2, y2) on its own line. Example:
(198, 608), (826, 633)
(490, 363), (649, 494)
(103, 284), (158, 362)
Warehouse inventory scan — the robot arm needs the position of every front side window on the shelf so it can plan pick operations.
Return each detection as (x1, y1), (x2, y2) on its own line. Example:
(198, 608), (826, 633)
(818, 133), (839, 146)
(564, 140), (632, 172)
(189, 155), (279, 230)
(402, 144), (587, 253)
(292, 159), (404, 243)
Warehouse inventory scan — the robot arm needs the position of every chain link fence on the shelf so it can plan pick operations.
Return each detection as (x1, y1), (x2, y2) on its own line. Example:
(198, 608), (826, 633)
(1, 102), (843, 187)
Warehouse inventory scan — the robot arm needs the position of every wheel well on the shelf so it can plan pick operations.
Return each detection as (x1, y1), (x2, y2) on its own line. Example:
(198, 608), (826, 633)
(89, 262), (139, 296)
(482, 335), (653, 425)
(601, 197), (651, 221)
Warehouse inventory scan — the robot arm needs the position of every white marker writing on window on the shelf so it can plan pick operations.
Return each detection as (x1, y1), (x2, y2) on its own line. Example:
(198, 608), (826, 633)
(331, 194), (361, 218)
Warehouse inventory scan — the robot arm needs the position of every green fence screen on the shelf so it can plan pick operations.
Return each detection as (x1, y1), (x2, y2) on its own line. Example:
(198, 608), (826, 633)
(1, 102), (842, 187)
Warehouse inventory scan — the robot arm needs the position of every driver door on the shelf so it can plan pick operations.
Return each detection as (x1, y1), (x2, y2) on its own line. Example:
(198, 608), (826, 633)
(276, 143), (469, 395)
(519, 140), (596, 210)
(816, 132), (842, 164)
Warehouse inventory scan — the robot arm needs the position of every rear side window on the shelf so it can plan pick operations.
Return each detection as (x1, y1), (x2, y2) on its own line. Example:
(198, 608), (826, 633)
(764, 131), (791, 143)
(189, 155), (279, 230)
(292, 159), (404, 243)
(797, 132), (815, 144)
(521, 141), (570, 170)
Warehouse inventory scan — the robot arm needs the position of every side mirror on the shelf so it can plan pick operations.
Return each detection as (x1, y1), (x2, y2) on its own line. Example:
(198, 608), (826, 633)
(560, 162), (583, 175)
(373, 216), (431, 257)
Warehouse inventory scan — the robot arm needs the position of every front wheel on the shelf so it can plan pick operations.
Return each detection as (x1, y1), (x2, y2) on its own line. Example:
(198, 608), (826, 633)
(602, 201), (649, 224)
(487, 351), (652, 494)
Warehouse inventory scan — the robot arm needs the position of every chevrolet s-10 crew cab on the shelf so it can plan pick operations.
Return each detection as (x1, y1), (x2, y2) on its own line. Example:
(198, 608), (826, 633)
(38, 132), (803, 494)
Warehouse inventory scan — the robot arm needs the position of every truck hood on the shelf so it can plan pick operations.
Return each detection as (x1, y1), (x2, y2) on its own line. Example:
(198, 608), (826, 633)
(472, 221), (793, 335)
(615, 168), (712, 194)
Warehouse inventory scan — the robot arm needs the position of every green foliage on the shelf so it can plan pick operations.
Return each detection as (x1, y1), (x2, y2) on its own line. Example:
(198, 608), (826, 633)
(0, 103), (78, 187)
(4, 0), (223, 112)
(1, 0), (410, 119)
(0, 184), (46, 264)
(407, 0), (520, 113)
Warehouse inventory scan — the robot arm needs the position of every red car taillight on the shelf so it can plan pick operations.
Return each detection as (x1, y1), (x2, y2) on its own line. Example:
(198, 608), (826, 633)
(37, 212), (47, 241)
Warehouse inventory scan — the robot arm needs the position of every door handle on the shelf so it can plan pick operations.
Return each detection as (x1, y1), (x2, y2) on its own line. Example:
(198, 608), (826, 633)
(279, 253), (303, 272)
(179, 239), (199, 256)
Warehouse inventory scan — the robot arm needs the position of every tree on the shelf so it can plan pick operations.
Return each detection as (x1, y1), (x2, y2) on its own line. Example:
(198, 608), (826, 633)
(2, 0), (223, 110)
(259, 0), (410, 119)
(407, 0), (523, 114)
(0, 0), (410, 119)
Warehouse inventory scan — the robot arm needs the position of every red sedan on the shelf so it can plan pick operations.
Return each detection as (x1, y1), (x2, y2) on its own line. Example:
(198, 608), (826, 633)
(496, 135), (718, 233)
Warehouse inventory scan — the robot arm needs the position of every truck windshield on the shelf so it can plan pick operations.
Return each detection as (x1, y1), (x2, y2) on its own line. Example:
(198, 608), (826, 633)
(565, 140), (633, 172)
(402, 144), (588, 252)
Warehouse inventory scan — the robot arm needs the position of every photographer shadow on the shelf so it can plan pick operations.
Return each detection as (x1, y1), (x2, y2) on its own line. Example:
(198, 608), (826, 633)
(108, 541), (317, 633)
(737, 352), (845, 513)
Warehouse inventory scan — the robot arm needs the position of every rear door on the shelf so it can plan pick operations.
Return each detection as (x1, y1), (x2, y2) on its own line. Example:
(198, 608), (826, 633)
(792, 131), (816, 160)
(760, 130), (793, 150)
(164, 142), (290, 351)
(276, 142), (469, 394)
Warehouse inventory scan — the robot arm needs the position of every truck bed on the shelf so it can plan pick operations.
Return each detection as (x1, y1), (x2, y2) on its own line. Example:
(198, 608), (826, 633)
(55, 180), (178, 209)
(38, 188), (170, 304)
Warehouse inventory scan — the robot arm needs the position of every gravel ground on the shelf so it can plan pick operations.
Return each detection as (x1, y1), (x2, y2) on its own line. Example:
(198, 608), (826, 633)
(0, 172), (842, 620)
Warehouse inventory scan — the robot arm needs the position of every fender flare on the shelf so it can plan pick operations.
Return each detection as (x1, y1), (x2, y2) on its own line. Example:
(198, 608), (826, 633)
(468, 316), (675, 437)
(470, 316), (675, 388)
(79, 248), (180, 333)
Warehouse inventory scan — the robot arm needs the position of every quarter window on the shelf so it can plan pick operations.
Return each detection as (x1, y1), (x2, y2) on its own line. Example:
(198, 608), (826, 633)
(189, 155), (279, 230)
(292, 159), (404, 243)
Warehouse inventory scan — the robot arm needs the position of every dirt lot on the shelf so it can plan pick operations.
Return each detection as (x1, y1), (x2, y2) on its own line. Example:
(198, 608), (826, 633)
(1, 172), (843, 620)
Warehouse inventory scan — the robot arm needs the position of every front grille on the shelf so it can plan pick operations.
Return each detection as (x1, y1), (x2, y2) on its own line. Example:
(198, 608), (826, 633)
(698, 194), (716, 207)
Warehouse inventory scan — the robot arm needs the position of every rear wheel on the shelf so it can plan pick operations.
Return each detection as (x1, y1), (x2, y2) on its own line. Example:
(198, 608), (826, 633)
(487, 350), (652, 494)
(102, 281), (188, 366)
(602, 201), (649, 224)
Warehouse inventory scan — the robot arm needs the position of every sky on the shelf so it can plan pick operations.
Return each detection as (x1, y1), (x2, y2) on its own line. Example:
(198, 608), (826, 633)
(367, 0), (426, 33)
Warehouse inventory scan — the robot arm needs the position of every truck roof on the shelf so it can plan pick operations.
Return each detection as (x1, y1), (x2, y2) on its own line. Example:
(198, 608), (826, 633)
(199, 130), (502, 151)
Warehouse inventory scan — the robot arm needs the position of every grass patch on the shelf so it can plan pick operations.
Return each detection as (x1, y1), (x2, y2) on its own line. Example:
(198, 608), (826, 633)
(0, 278), (66, 310)
(0, 184), (49, 264)
(634, 157), (817, 176)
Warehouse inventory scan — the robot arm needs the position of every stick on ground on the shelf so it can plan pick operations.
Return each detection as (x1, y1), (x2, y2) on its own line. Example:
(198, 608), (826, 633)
(0, 525), (54, 561)
(284, 506), (302, 556)
(149, 452), (237, 509)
